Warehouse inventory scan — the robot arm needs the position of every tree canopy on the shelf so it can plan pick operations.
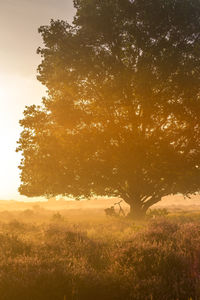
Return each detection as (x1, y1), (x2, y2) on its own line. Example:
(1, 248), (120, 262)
(17, 0), (200, 218)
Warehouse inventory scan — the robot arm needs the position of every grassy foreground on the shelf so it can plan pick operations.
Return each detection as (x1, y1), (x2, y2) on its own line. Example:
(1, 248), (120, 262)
(0, 209), (200, 299)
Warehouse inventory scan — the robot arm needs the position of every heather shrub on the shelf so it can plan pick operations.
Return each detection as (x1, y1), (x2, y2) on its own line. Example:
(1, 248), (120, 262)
(0, 216), (199, 299)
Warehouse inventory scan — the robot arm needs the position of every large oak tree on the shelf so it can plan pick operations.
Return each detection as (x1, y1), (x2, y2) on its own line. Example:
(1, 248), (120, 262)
(17, 0), (200, 219)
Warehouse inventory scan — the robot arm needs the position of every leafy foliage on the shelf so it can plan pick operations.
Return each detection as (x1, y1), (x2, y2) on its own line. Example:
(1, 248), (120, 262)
(17, 0), (200, 217)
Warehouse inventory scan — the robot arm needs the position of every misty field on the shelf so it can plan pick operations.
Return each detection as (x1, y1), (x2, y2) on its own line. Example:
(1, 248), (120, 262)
(0, 208), (199, 299)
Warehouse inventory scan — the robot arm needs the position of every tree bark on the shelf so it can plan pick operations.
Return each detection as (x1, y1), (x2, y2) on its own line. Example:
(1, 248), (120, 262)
(128, 202), (147, 220)
(123, 194), (161, 220)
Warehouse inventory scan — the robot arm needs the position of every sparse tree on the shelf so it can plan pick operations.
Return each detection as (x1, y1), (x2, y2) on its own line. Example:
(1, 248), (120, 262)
(17, 0), (200, 219)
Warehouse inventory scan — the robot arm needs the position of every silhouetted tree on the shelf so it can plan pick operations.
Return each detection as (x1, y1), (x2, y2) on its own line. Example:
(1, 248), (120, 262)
(17, 0), (200, 219)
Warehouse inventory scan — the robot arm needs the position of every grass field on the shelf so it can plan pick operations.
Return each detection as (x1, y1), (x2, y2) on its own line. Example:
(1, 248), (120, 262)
(0, 206), (199, 299)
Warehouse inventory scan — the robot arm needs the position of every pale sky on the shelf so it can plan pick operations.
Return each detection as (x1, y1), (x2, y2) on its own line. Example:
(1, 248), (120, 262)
(0, 0), (75, 200)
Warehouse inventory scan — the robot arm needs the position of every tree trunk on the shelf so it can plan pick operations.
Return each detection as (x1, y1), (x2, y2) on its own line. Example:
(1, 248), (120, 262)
(128, 202), (147, 220)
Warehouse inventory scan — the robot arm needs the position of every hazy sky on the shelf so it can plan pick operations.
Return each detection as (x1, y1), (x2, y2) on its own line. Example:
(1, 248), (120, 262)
(0, 0), (75, 200)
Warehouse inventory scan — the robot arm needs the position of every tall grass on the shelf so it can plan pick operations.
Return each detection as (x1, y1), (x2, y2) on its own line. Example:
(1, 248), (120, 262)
(0, 210), (199, 299)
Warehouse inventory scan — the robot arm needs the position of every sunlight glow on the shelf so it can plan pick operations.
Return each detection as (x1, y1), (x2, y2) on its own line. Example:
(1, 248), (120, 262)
(0, 73), (45, 200)
(0, 87), (4, 98)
